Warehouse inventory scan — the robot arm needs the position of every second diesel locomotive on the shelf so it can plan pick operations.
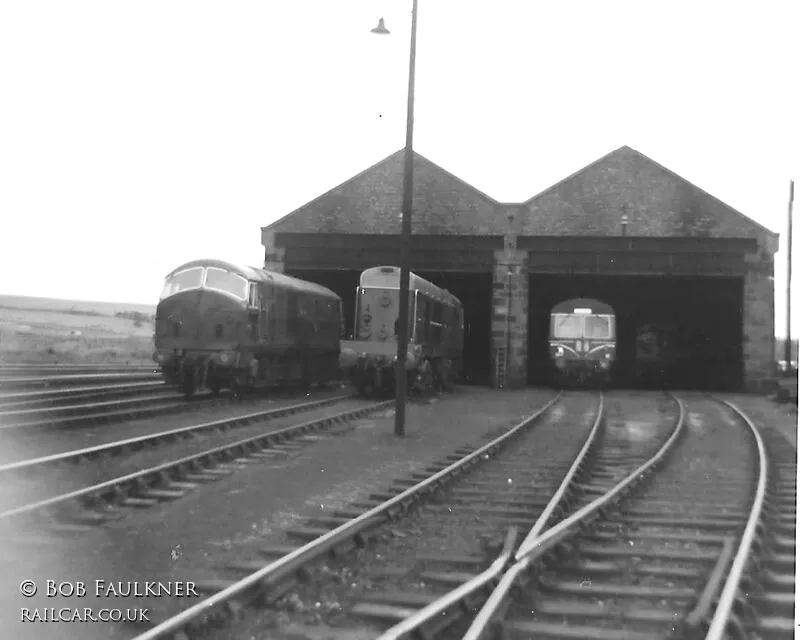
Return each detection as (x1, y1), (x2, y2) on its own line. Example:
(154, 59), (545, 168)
(549, 297), (616, 387)
(340, 266), (464, 397)
(154, 259), (343, 397)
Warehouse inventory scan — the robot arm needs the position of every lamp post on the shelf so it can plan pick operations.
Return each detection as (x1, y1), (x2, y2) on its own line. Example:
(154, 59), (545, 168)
(786, 179), (794, 373)
(372, 0), (418, 437)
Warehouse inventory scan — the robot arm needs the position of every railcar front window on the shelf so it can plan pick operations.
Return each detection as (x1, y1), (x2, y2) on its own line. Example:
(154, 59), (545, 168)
(204, 268), (248, 300)
(160, 267), (204, 300)
(553, 314), (582, 339)
(585, 315), (612, 339)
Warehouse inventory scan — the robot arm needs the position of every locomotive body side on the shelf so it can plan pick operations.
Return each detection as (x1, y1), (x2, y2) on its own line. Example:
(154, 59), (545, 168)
(340, 266), (464, 396)
(154, 259), (341, 397)
(549, 298), (616, 388)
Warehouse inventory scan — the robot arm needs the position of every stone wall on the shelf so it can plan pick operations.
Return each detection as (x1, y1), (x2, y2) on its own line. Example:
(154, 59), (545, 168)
(262, 230), (285, 274)
(490, 241), (528, 389)
(742, 241), (778, 392)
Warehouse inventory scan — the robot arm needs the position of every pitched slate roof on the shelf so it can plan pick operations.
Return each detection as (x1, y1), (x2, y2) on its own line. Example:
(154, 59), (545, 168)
(264, 146), (776, 242)
(516, 146), (777, 240)
(264, 149), (505, 235)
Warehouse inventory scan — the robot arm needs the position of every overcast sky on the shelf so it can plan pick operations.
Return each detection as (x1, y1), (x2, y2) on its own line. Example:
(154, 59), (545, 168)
(1, 1), (797, 335)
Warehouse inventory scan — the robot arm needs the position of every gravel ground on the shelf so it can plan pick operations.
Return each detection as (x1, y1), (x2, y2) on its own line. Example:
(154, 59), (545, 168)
(0, 397), (371, 512)
(0, 387), (350, 464)
(0, 386), (555, 640)
(716, 392), (797, 450)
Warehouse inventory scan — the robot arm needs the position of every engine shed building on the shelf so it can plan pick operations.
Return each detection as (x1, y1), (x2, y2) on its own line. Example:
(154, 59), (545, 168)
(262, 146), (778, 393)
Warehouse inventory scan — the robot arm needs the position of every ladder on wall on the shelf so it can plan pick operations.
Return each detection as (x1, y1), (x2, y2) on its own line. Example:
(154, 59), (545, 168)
(495, 346), (507, 389)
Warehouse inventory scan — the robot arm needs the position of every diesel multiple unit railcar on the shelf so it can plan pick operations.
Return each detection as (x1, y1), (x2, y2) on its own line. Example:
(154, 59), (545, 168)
(154, 259), (343, 397)
(340, 266), (465, 397)
(549, 297), (616, 387)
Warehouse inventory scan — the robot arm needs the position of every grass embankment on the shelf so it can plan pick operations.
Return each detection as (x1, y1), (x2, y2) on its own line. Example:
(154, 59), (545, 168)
(0, 295), (155, 365)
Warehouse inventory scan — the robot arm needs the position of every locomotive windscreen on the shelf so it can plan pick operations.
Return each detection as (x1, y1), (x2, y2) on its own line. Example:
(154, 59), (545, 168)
(553, 314), (583, 338)
(160, 267), (204, 300)
(585, 315), (613, 339)
(204, 267), (248, 300)
(552, 313), (614, 340)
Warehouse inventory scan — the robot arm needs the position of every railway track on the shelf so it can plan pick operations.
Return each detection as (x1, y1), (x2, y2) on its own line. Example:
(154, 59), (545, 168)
(0, 397), (394, 542)
(0, 382), (351, 431)
(123, 392), (794, 640)
(446, 396), (795, 640)
(0, 363), (156, 376)
(119, 391), (666, 638)
(0, 392), (355, 475)
(0, 380), (168, 411)
(0, 371), (161, 391)
(0, 386), (223, 430)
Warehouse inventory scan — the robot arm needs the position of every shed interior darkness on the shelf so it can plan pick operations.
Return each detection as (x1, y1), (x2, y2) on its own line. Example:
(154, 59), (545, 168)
(528, 274), (745, 390)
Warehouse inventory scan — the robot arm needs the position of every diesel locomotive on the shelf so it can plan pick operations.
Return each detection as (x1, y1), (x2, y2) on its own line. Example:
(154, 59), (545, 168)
(154, 259), (343, 397)
(549, 298), (616, 387)
(340, 266), (464, 397)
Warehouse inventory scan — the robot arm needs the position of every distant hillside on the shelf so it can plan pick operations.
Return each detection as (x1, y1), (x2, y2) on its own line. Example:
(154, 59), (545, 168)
(0, 294), (155, 318)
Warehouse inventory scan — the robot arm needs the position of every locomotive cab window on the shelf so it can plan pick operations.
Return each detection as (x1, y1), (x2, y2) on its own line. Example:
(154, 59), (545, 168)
(160, 267), (204, 300)
(585, 315), (612, 339)
(204, 268), (248, 301)
(553, 314), (583, 339)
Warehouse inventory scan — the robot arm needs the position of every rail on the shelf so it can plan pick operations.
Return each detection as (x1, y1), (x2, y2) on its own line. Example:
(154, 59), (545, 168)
(129, 392), (564, 640)
(374, 395), (606, 640)
(461, 394), (687, 640)
(0, 393), (354, 474)
(0, 399), (392, 522)
(703, 399), (769, 640)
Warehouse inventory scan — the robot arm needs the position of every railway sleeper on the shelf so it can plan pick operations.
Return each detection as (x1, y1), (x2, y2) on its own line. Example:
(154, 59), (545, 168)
(559, 559), (704, 579)
(611, 515), (746, 529)
(758, 567), (795, 591)
(749, 591), (795, 616)
(577, 543), (719, 562)
(183, 471), (228, 482)
(418, 570), (478, 586)
(538, 575), (697, 600)
(425, 504), (543, 518)
(56, 508), (125, 526)
(501, 618), (672, 640)
(121, 496), (160, 508)
(515, 598), (686, 623)
(589, 528), (731, 544)
(621, 506), (748, 518)
(450, 487), (554, 499)
(747, 616), (796, 640)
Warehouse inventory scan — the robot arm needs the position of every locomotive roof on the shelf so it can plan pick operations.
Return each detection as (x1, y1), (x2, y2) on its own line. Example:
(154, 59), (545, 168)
(551, 297), (614, 315)
(360, 266), (462, 308)
(166, 259), (341, 300)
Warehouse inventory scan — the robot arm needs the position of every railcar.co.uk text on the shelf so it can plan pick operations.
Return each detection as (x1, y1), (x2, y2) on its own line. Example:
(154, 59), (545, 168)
(19, 579), (200, 623)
